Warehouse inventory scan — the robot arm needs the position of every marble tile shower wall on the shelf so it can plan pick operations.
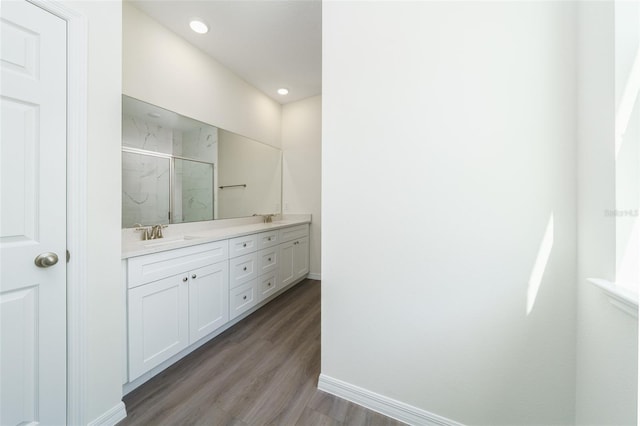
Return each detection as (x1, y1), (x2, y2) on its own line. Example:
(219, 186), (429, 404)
(181, 127), (217, 163)
(176, 159), (214, 223)
(122, 151), (170, 227)
(122, 115), (218, 228)
(180, 126), (218, 222)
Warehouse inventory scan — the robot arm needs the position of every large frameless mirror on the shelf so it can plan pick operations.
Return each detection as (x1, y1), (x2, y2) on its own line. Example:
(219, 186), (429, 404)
(121, 95), (282, 228)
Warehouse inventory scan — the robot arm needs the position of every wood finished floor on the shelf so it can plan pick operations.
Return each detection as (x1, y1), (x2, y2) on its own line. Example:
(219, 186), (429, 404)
(118, 279), (406, 426)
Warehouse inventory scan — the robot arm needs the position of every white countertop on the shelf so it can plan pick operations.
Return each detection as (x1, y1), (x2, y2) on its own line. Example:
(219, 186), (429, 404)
(122, 215), (311, 259)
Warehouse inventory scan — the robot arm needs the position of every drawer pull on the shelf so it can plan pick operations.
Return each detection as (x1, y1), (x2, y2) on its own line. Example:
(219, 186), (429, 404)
(243, 243), (247, 247)
(243, 295), (247, 300)
(192, 274), (197, 279)
(267, 282), (271, 287)
(267, 237), (272, 241)
(182, 277), (188, 283)
(268, 257), (272, 262)
(243, 266), (247, 271)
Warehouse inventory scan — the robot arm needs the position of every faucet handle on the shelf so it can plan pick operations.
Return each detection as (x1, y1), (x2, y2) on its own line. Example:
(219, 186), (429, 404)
(152, 224), (168, 239)
(135, 226), (150, 241)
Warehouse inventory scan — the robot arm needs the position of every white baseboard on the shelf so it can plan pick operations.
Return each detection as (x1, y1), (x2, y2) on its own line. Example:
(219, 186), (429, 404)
(87, 401), (127, 426)
(307, 272), (321, 280)
(317, 374), (463, 426)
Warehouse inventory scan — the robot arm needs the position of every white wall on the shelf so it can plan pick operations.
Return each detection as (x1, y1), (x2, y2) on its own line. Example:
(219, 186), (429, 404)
(59, 0), (124, 423)
(614, 0), (640, 288)
(575, 3), (639, 425)
(322, 2), (577, 424)
(282, 95), (322, 278)
(122, 1), (282, 149)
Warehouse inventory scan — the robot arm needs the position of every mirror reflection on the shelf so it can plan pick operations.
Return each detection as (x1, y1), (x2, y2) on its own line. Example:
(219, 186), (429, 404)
(121, 95), (282, 228)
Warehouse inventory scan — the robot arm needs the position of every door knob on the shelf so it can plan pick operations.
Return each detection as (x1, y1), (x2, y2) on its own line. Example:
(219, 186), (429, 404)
(34, 252), (59, 268)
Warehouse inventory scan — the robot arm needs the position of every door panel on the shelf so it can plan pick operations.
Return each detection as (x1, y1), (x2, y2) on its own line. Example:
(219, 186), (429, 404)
(279, 241), (295, 288)
(0, 1), (67, 424)
(189, 262), (229, 342)
(0, 99), (37, 240)
(128, 275), (189, 381)
(1, 16), (39, 78)
(1, 287), (37, 425)
(294, 237), (310, 279)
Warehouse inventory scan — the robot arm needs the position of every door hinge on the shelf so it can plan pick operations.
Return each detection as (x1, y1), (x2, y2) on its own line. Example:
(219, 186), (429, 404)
(66, 250), (70, 263)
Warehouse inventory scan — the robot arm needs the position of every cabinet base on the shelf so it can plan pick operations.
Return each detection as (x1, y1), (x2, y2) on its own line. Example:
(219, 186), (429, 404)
(122, 275), (309, 396)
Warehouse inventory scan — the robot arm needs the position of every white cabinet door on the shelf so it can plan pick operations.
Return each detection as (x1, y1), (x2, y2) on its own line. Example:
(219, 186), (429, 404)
(279, 241), (296, 288)
(128, 275), (189, 380)
(279, 236), (309, 289)
(293, 237), (310, 279)
(188, 262), (229, 343)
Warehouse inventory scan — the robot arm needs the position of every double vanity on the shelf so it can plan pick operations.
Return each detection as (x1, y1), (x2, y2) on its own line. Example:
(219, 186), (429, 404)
(119, 95), (307, 393)
(121, 215), (310, 393)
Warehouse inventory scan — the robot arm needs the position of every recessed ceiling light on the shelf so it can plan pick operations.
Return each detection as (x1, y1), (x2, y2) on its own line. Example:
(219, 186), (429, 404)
(189, 20), (209, 34)
(277, 88), (289, 96)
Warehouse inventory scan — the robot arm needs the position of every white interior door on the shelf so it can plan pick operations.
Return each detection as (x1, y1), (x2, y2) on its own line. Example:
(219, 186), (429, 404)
(0, 1), (67, 424)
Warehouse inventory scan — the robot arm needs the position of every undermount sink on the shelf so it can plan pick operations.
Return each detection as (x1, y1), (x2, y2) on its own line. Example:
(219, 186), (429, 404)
(143, 235), (201, 248)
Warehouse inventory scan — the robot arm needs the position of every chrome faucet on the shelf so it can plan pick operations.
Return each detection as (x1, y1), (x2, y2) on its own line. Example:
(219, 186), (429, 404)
(134, 223), (167, 240)
(150, 224), (167, 239)
(252, 213), (275, 223)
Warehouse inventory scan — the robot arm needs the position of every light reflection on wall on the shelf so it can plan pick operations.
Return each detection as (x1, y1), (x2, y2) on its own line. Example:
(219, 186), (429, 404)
(527, 213), (554, 315)
(615, 4), (640, 290)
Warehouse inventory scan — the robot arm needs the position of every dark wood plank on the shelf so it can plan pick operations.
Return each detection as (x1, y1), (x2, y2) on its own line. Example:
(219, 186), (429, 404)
(307, 391), (351, 422)
(118, 279), (406, 426)
(295, 407), (342, 426)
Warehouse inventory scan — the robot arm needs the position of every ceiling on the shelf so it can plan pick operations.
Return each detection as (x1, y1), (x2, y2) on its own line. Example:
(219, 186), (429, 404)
(130, 0), (322, 104)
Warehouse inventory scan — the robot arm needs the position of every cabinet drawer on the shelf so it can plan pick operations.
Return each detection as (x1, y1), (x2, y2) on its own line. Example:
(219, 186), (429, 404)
(257, 247), (278, 276)
(229, 252), (257, 288)
(257, 230), (279, 249)
(258, 272), (278, 302)
(229, 234), (258, 258)
(128, 240), (229, 288)
(278, 224), (309, 243)
(229, 279), (258, 320)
